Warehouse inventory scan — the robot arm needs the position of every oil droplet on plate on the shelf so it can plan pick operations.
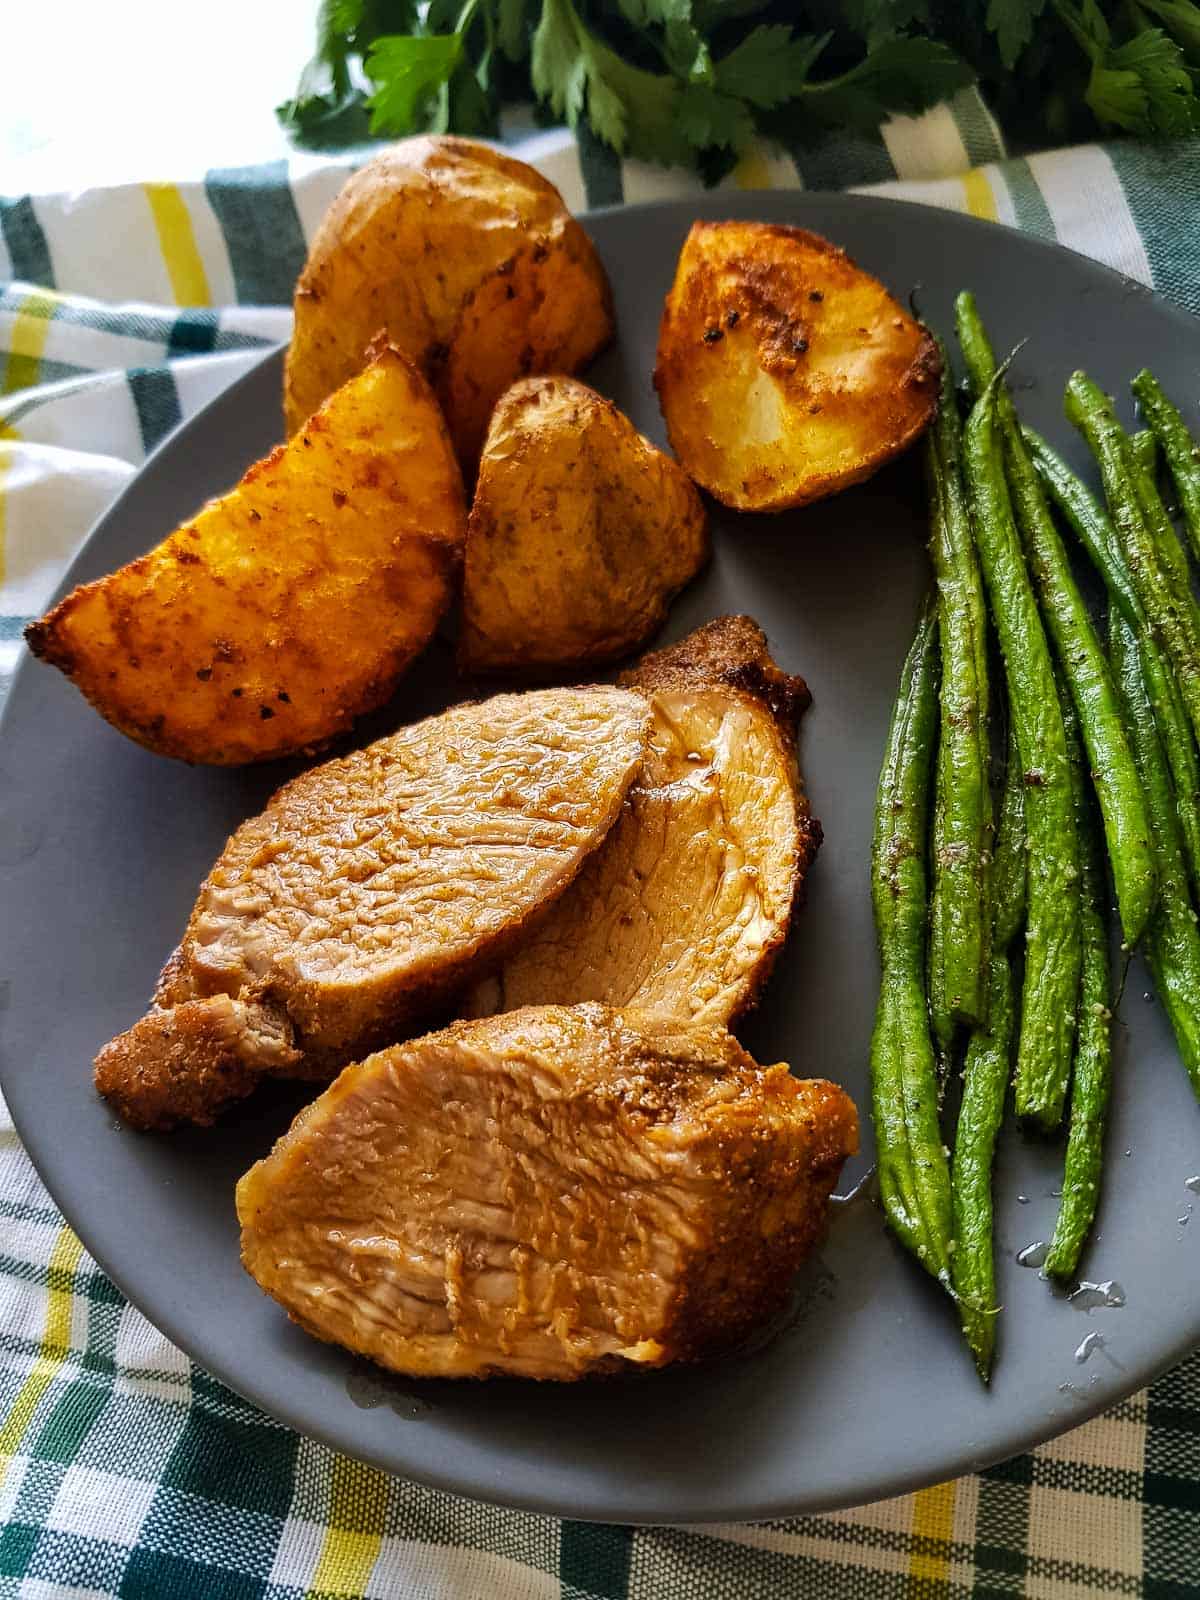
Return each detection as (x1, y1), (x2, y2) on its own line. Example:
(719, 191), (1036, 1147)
(1068, 1279), (1126, 1312)
(1017, 1193), (1029, 1204)
(1186, 1176), (1200, 1194)
(1057, 1381), (1089, 1405)
(346, 1369), (432, 1418)
(1017, 1240), (1048, 1268)
(831, 1165), (877, 1207)
(1075, 1331), (1105, 1364)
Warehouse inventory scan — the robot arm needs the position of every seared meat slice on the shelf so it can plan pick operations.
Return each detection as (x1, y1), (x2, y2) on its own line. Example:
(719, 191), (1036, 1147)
(468, 617), (819, 1026)
(237, 1003), (857, 1380)
(97, 688), (650, 1130)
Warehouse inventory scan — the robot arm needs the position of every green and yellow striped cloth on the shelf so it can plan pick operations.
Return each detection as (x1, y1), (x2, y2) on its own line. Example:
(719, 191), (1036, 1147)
(3, 103), (1200, 1598)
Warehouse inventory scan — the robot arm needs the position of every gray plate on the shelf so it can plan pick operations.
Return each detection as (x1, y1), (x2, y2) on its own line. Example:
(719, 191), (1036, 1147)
(2, 192), (1199, 1525)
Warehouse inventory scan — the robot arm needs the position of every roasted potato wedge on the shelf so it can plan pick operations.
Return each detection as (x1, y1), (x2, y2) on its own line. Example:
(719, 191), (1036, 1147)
(458, 376), (708, 677)
(654, 221), (940, 512)
(26, 344), (466, 765)
(284, 136), (614, 467)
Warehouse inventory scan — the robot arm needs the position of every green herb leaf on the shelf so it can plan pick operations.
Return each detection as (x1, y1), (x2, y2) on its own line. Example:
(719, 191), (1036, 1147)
(616, 0), (694, 24)
(279, 0), (425, 142)
(801, 36), (974, 131)
(498, 0), (530, 61)
(531, 0), (583, 115)
(714, 26), (829, 109)
(365, 32), (464, 133)
(440, 58), (500, 134)
(664, 21), (711, 79)
(533, 0), (694, 164)
(676, 83), (756, 147)
(282, 0), (1200, 168)
(985, 0), (1049, 69)
(586, 34), (693, 162)
(841, 0), (931, 48)
(1079, 0), (1110, 45)
(424, 0), (463, 32)
(1138, 0), (1200, 59)
(1086, 25), (1198, 133)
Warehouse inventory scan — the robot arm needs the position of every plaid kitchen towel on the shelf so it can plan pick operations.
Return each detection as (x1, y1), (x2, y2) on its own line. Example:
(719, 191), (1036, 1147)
(3, 101), (1200, 1598)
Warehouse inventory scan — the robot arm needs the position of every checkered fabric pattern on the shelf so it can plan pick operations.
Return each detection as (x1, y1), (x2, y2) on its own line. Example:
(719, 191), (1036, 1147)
(3, 104), (1200, 1597)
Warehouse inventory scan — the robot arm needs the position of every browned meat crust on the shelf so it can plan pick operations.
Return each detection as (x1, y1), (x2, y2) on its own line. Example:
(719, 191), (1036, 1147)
(237, 1003), (858, 1379)
(97, 687), (651, 1130)
(94, 994), (304, 1131)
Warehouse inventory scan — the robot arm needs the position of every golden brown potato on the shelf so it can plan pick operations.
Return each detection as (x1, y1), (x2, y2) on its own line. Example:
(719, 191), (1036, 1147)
(654, 221), (940, 512)
(458, 377), (708, 677)
(283, 136), (614, 467)
(26, 345), (466, 765)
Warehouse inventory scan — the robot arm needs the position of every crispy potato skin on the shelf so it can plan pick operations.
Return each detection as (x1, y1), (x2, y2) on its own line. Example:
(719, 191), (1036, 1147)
(439, 236), (614, 468)
(26, 346), (466, 765)
(458, 376), (709, 677)
(654, 221), (940, 512)
(283, 136), (614, 465)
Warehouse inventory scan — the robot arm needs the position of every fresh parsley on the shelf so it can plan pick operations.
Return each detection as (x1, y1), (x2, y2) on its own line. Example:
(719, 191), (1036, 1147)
(278, 0), (1200, 172)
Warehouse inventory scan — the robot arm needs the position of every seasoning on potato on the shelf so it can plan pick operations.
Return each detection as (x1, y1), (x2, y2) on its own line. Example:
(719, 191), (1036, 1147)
(654, 221), (940, 513)
(284, 135), (615, 469)
(26, 343), (466, 766)
(458, 376), (709, 677)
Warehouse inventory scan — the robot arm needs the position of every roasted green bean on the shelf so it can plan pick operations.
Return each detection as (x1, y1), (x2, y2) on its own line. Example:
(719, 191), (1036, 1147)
(927, 341), (991, 1048)
(1044, 698), (1114, 1281)
(1130, 427), (1200, 641)
(990, 713), (1027, 951)
(1066, 372), (1200, 750)
(1131, 427), (1159, 486)
(962, 373), (1081, 1131)
(952, 716), (1023, 1378)
(1025, 427), (1200, 896)
(1111, 613), (1200, 1096)
(1132, 369), (1200, 569)
(956, 298), (1155, 948)
(870, 597), (954, 1285)
(1024, 429), (1142, 625)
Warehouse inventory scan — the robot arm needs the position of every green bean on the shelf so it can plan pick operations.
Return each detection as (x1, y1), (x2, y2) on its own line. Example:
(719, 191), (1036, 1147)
(951, 717), (1023, 1379)
(1131, 427), (1159, 485)
(929, 744), (950, 1065)
(962, 372), (1081, 1132)
(926, 341), (991, 1048)
(1131, 423), (1185, 529)
(991, 713), (1027, 951)
(1130, 430), (1200, 640)
(956, 298), (1155, 948)
(1025, 427), (1200, 896)
(870, 597), (954, 1285)
(1111, 613), (1200, 1097)
(1132, 369), (1200, 569)
(1044, 698), (1114, 1281)
(1024, 428), (1143, 627)
(1066, 372), (1200, 750)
